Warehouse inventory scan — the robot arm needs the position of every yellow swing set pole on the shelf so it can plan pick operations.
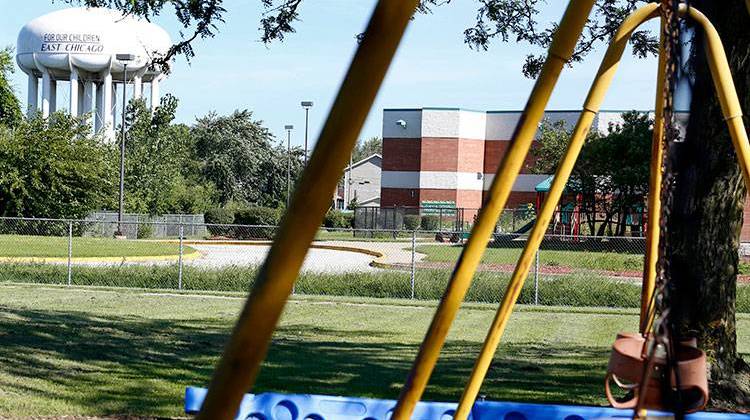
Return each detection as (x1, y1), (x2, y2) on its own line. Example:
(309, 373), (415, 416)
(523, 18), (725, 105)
(390, 1), (597, 418)
(195, 1), (419, 419)
(640, 18), (667, 334)
(453, 5), (662, 418)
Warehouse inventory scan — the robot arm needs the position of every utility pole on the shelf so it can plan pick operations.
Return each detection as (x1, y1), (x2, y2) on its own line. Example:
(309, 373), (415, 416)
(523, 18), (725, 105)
(115, 53), (135, 237)
(300, 101), (313, 166)
(285, 125), (294, 207)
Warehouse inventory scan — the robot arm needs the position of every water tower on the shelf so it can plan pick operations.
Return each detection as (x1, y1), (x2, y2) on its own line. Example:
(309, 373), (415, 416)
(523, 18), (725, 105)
(16, 7), (172, 139)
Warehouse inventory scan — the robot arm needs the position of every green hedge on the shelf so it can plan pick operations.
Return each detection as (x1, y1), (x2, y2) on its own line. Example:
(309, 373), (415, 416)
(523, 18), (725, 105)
(204, 207), (235, 236)
(324, 210), (354, 229)
(403, 214), (421, 230)
(420, 215), (440, 231)
(3, 263), (749, 311)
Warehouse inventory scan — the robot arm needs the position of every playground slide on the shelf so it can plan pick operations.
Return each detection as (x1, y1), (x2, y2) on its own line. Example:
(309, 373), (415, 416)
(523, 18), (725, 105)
(514, 218), (535, 234)
(184, 386), (750, 420)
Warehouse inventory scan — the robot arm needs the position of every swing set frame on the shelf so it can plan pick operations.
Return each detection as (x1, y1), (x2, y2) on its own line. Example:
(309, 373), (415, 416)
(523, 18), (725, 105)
(195, 2), (750, 419)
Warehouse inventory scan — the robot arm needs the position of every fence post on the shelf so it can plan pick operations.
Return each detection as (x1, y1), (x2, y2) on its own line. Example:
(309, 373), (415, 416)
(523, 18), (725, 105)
(534, 249), (540, 305)
(178, 224), (184, 290)
(411, 229), (416, 299)
(67, 221), (73, 286)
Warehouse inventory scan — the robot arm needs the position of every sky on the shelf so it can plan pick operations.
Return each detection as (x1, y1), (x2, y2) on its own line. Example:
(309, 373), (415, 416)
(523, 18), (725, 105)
(0, 1), (661, 149)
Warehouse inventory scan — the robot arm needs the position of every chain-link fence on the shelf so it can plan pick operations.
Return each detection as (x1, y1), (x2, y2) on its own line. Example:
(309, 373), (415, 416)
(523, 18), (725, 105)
(85, 211), (207, 238)
(0, 216), (747, 312)
(354, 206), (646, 238)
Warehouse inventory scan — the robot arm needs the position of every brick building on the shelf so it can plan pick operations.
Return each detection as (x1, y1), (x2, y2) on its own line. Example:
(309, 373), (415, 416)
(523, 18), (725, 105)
(380, 108), (627, 210)
(380, 107), (750, 243)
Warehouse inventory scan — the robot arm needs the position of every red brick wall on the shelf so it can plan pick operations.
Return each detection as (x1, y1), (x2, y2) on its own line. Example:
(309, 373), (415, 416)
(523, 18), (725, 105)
(498, 191), (539, 209)
(382, 138), (421, 171)
(457, 139), (485, 172)
(742, 195), (750, 242)
(420, 188), (457, 203)
(381, 188), (419, 207)
(420, 138), (458, 171)
(456, 189), (483, 209)
(484, 140), (538, 174)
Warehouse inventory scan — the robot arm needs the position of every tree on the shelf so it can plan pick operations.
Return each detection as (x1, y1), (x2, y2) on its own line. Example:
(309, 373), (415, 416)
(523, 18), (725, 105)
(0, 47), (22, 128)
(666, 1), (750, 404)
(0, 113), (113, 219)
(529, 120), (574, 175)
(193, 110), (303, 207)
(122, 95), (215, 215)
(531, 112), (652, 236)
(352, 136), (382, 162)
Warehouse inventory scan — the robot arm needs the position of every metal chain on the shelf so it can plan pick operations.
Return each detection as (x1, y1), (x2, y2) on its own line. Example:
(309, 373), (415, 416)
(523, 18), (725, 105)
(633, 2), (684, 418)
(653, 0), (682, 336)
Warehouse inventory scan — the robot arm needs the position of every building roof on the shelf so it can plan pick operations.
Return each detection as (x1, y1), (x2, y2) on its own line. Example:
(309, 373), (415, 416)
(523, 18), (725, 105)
(535, 176), (554, 192)
(345, 153), (382, 171)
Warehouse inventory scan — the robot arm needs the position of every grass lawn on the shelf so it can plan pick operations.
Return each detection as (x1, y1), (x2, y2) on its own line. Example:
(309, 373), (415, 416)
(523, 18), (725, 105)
(0, 234), (195, 258)
(417, 243), (750, 275)
(0, 284), (748, 417)
(416, 244), (645, 272)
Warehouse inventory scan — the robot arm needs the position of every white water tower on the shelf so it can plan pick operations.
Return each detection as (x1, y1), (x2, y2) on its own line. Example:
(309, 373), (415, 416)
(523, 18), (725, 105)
(16, 7), (172, 139)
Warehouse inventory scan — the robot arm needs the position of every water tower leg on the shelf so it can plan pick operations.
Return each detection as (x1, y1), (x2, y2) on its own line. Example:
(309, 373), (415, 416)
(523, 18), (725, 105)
(41, 70), (52, 118)
(27, 74), (38, 118)
(150, 77), (160, 112)
(49, 80), (57, 114)
(77, 82), (85, 118)
(102, 72), (114, 140)
(111, 82), (117, 131)
(134, 74), (142, 99)
(95, 82), (103, 132)
(69, 69), (79, 117)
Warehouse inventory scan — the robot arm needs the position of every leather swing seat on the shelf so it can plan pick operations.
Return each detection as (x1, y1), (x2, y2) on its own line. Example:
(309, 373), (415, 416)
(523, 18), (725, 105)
(605, 332), (709, 413)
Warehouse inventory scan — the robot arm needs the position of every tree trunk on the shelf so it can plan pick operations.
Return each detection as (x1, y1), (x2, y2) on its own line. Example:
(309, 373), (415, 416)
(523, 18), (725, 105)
(667, 0), (750, 408)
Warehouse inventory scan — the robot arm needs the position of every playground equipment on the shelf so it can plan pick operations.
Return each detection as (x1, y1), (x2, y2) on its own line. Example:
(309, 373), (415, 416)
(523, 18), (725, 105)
(191, 1), (750, 419)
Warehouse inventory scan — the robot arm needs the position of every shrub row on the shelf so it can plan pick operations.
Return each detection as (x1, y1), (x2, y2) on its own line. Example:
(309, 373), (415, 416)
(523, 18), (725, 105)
(323, 210), (354, 229)
(205, 206), (355, 237)
(204, 206), (281, 239)
(3, 263), (749, 311)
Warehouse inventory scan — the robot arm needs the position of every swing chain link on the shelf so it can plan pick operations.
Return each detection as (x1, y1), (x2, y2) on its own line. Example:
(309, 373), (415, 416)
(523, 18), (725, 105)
(634, 1), (685, 417)
(654, 0), (681, 332)
(657, 0), (682, 356)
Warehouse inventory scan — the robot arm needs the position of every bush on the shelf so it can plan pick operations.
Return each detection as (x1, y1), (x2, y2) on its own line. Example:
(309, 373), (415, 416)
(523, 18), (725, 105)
(403, 214), (421, 230)
(324, 210), (353, 229)
(204, 207), (235, 236)
(136, 223), (153, 239)
(234, 206), (280, 225)
(233, 206), (280, 239)
(420, 215), (440, 231)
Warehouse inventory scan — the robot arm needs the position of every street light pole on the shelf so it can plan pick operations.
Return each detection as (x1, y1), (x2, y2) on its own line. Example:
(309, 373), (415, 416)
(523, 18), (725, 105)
(300, 101), (313, 166)
(115, 53), (135, 237)
(285, 125), (294, 207)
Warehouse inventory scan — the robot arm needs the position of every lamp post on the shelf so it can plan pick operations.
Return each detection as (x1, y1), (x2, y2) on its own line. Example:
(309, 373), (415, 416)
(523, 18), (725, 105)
(300, 101), (313, 166)
(115, 53), (135, 238)
(285, 125), (294, 207)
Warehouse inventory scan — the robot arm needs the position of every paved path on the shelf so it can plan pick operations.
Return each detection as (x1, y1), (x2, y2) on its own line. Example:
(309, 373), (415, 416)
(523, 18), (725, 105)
(187, 244), (377, 273)
(314, 241), (427, 265)
(36, 240), (431, 273)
